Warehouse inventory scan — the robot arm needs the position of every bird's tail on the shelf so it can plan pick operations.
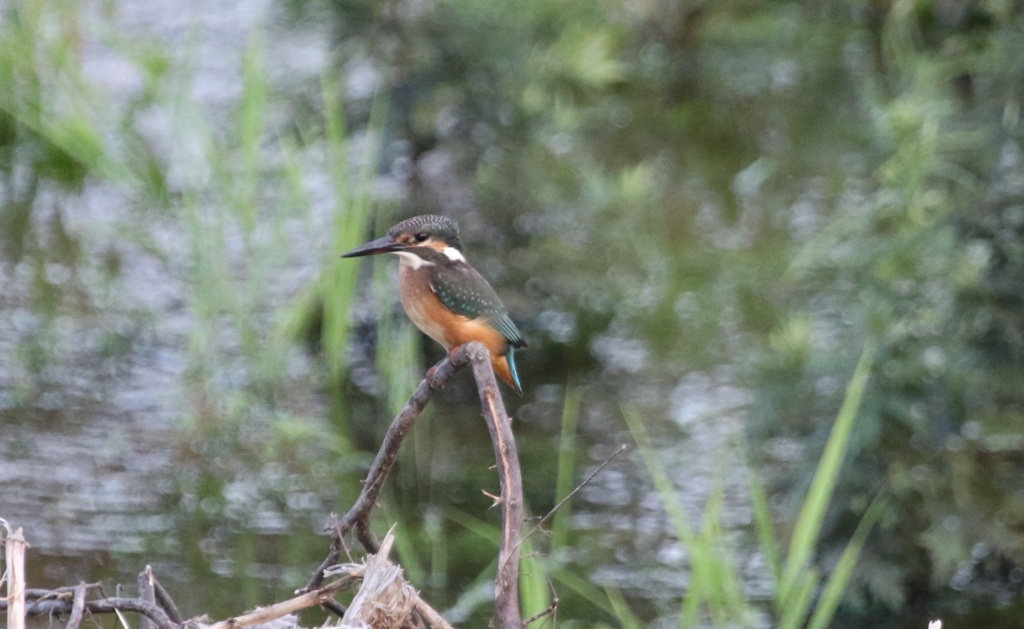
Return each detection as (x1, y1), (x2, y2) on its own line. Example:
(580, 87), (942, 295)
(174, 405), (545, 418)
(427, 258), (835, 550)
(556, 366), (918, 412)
(495, 349), (523, 396)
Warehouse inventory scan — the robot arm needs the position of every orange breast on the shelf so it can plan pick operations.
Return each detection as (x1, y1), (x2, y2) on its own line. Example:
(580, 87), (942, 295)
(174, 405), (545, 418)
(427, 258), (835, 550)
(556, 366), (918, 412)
(398, 265), (510, 358)
(399, 265), (456, 348)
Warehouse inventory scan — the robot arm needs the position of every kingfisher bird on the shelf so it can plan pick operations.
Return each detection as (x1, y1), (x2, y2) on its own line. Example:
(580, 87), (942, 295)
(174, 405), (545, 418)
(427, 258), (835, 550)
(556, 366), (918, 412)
(342, 215), (527, 394)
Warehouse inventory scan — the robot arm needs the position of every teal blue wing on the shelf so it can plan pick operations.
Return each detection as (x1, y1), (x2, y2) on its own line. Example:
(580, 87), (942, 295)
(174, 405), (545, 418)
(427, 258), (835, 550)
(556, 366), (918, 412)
(430, 264), (527, 349)
(489, 313), (527, 349)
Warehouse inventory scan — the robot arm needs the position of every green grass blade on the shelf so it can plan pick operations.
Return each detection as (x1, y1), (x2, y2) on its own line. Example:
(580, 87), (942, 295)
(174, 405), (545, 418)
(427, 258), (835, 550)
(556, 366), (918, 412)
(604, 586), (645, 629)
(780, 344), (875, 608)
(550, 387), (582, 552)
(445, 507), (500, 541)
(446, 508), (550, 622)
(698, 471), (749, 624)
(519, 539), (552, 621)
(778, 569), (818, 629)
(320, 74), (383, 382)
(386, 519), (426, 584)
(806, 492), (888, 629)
(622, 404), (702, 624)
(236, 27), (267, 236)
(443, 555), (501, 622)
(549, 568), (626, 618)
(320, 74), (354, 380)
(621, 403), (694, 543)
(746, 460), (782, 585)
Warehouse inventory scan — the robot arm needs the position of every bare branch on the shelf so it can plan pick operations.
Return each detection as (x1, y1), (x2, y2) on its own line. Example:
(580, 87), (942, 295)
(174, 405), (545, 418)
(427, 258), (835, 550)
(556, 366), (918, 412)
(23, 584), (101, 599)
(466, 343), (525, 629)
(152, 574), (183, 624)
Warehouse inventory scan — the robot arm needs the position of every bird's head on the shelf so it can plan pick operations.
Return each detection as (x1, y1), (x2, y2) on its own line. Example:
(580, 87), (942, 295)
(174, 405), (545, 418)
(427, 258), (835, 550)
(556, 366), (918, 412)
(341, 215), (466, 265)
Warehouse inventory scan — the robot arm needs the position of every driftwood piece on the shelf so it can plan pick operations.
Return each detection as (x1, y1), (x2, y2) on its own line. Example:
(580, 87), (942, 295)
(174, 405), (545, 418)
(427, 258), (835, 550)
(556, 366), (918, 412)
(338, 533), (415, 626)
(333, 530), (414, 628)
(3, 522), (28, 629)
(66, 583), (88, 629)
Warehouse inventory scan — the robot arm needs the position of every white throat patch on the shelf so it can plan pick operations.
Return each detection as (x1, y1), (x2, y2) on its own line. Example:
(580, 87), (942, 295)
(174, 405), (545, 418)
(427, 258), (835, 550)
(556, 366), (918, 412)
(442, 247), (465, 262)
(394, 250), (434, 269)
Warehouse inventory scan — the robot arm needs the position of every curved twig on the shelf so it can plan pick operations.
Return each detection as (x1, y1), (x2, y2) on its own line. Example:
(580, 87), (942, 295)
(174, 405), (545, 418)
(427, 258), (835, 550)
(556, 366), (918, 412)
(84, 598), (177, 629)
(300, 346), (471, 593)
(151, 574), (183, 624)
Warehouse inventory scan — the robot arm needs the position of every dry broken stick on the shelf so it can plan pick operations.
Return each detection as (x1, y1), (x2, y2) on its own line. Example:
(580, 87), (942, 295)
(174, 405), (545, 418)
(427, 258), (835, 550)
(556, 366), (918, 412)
(66, 583), (87, 629)
(3, 523), (28, 629)
(205, 574), (360, 629)
(300, 341), (526, 629)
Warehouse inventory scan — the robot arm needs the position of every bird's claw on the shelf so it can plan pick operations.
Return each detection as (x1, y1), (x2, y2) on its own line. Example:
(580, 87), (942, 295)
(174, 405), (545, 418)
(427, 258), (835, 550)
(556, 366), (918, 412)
(426, 365), (445, 390)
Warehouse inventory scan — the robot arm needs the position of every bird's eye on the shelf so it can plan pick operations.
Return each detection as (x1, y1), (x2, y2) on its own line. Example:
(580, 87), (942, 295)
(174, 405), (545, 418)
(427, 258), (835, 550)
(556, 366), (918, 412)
(414, 232), (429, 243)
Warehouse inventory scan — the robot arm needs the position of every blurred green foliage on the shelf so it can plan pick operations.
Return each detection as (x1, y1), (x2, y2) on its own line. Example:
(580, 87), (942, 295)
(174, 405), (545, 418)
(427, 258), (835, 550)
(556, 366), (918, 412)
(750, 3), (1024, 623)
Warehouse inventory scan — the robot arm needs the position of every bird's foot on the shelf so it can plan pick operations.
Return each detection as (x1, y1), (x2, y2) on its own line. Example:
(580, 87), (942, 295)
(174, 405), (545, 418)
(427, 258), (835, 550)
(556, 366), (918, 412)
(426, 365), (445, 390)
(427, 346), (466, 390)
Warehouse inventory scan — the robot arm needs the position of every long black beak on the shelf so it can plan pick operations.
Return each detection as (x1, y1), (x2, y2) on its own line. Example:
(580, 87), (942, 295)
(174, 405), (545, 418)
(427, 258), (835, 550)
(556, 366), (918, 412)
(341, 235), (401, 258)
